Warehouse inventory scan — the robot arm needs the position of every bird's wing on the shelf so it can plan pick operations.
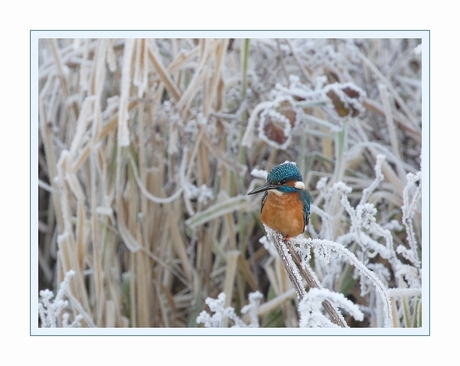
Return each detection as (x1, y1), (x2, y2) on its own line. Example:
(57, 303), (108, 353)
(301, 190), (311, 226)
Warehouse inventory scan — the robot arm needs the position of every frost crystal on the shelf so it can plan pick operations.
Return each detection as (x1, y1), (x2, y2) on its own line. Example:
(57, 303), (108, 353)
(250, 168), (268, 180)
(184, 183), (214, 204)
(196, 292), (263, 328)
(332, 181), (352, 194)
(357, 203), (377, 229)
(316, 176), (328, 190)
(298, 288), (364, 328)
(259, 235), (278, 258)
(38, 270), (83, 328)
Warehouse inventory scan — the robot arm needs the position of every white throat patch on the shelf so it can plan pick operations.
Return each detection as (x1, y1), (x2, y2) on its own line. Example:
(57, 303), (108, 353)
(294, 181), (306, 190)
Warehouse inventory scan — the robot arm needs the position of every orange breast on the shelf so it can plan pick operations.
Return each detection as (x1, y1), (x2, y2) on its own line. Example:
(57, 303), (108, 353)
(260, 191), (305, 238)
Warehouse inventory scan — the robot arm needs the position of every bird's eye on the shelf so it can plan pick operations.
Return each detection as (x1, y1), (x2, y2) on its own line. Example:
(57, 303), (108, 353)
(280, 179), (286, 184)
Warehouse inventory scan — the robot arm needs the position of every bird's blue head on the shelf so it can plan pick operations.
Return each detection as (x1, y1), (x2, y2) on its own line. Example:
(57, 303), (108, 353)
(247, 162), (305, 195)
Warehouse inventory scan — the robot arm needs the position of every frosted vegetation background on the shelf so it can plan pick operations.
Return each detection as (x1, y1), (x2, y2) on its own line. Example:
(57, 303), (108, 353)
(38, 38), (422, 328)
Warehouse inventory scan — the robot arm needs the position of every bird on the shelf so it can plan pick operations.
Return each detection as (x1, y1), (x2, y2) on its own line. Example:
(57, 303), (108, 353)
(247, 162), (311, 241)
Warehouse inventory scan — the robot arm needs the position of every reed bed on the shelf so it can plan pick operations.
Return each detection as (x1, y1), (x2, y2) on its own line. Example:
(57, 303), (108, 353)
(38, 38), (422, 328)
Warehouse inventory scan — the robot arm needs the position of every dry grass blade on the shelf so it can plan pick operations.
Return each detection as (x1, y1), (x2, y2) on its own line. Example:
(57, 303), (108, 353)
(148, 41), (182, 102)
(185, 194), (249, 229)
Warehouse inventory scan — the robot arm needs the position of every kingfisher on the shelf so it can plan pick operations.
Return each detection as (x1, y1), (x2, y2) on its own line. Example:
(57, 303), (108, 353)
(247, 162), (311, 240)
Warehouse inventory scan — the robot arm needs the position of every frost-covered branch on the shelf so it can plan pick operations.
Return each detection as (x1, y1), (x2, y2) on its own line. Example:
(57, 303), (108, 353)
(196, 292), (263, 328)
(266, 227), (306, 300)
(38, 270), (83, 328)
(297, 238), (393, 328)
(359, 154), (386, 206)
(401, 171), (422, 267)
(265, 226), (348, 328)
(299, 288), (363, 328)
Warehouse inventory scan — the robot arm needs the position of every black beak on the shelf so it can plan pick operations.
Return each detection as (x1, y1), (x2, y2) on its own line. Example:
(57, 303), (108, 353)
(247, 182), (278, 195)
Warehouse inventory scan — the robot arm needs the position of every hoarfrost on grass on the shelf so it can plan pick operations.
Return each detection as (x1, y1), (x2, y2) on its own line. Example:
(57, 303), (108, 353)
(298, 288), (364, 328)
(196, 291), (263, 328)
(250, 168), (268, 180)
(38, 270), (83, 328)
